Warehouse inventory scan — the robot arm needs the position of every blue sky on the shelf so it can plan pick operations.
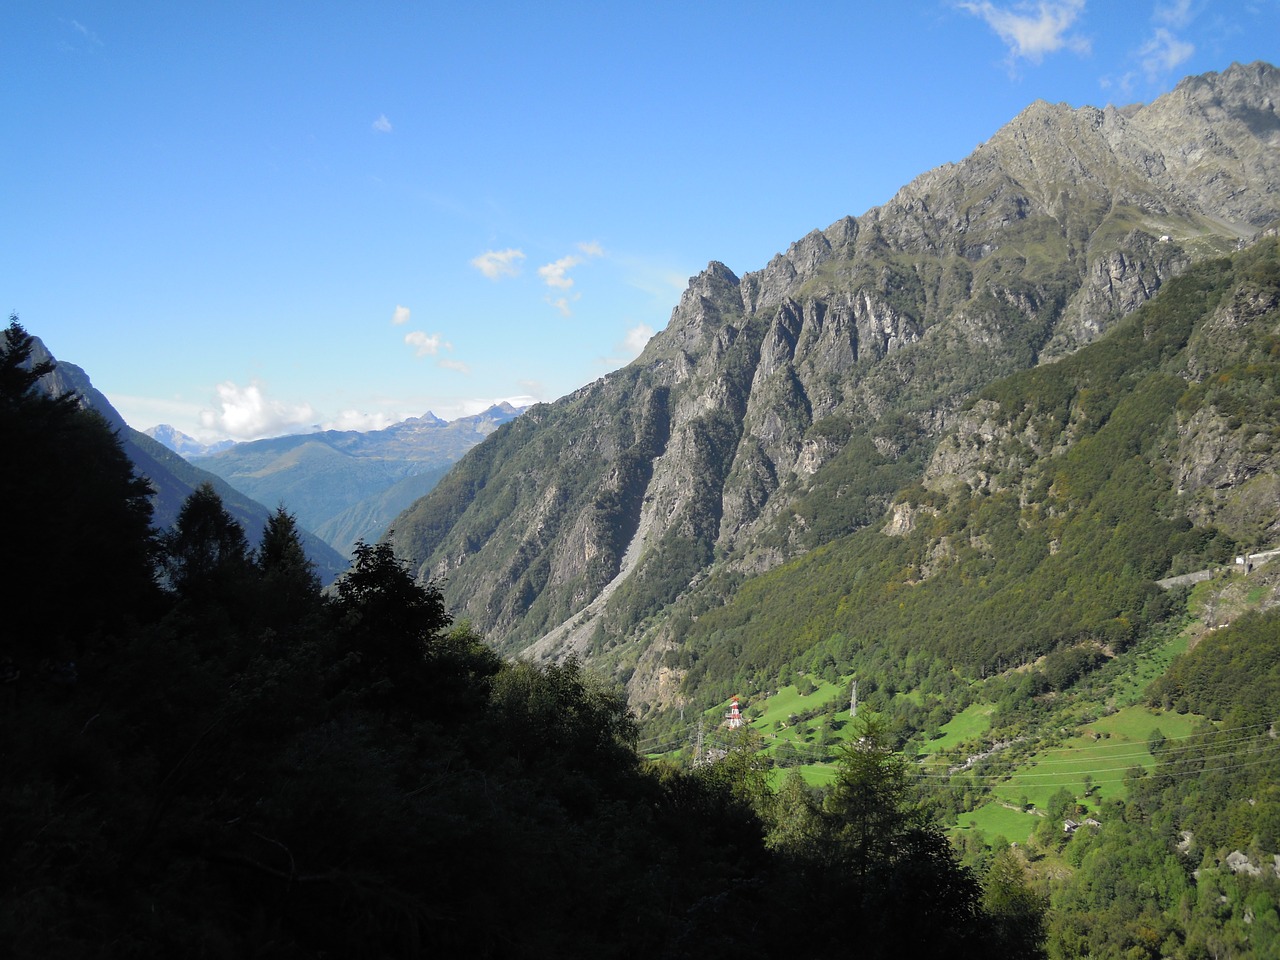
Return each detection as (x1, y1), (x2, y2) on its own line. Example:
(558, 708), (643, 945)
(4, 1), (1277, 441)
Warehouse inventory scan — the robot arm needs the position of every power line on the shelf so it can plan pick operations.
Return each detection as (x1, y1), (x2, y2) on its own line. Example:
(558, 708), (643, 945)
(993, 719), (1276, 758)
(635, 710), (1278, 790)
(913, 750), (1280, 789)
(916, 740), (1280, 783)
(921, 727), (1278, 771)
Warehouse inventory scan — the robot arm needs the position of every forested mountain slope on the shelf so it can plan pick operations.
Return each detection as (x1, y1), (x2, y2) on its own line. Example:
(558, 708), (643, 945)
(662, 237), (1280, 715)
(4, 320), (1037, 959)
(389, 62), (1280, 709)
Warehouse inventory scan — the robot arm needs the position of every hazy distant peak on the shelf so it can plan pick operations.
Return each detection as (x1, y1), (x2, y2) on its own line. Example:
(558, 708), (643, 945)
(407, 411), (447, 427)
(146, 424), (235, 458)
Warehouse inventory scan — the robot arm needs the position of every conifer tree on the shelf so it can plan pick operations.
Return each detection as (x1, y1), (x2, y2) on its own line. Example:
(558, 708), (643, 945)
(162, 482), (253, 602)
(825, 713), (922, 879)
(0, 316), (157, 662)
(332, 540), (451, 711)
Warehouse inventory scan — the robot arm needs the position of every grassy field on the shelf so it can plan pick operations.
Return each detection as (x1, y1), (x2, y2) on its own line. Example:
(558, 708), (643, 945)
(769, 760), (842, 789)
(966, 705), (1206, 829)
(953, 801), (1042, 845)
(673, 614), (1214, 852)
(1106, 623), (1192, 708)
(926, 622), (1211, 842)
(919, 701), (993, 756)
(750, 678), (844, 730)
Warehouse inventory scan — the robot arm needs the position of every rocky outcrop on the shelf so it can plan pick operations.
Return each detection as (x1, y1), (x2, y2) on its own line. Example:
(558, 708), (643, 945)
(388, 63), (1280, 705)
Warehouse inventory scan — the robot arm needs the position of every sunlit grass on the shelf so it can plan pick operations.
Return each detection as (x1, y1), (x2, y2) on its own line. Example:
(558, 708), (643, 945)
(952, 801), (1041, 845)
(919, 701), (993, 756)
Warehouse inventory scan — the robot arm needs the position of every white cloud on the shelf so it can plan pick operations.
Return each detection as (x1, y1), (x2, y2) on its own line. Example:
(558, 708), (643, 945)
(538, 255), (582, 290)
(323, 409), (399, 432)
(107, 393), (204, 434)
(1139, 27), (1194, 80)
(536, 244), (604, 311)
(1099, 70), (1139, 97)
(1154, 0), (1194, 28)
(438, 358), (471, 374)
(199, 381), (318, 441)
(958, 0), (1090, 64)
(622, 323), (655, 356)
(372, 114), (393, 133)
(67, 19), (102, 45)
(545, 295), (576, 317)
(392, 304), (411, 325)
(405, 331), (450, 357)
(471, 248), (526, 279)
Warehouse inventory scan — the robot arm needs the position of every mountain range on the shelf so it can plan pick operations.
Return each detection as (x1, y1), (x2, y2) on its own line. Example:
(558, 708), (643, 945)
(183, 403), (525, 559)
(28, 337), (349, 584)
(145, 424), (234, 459)
(12, 61), (1280, 957)
(384, 61), (1280, 717)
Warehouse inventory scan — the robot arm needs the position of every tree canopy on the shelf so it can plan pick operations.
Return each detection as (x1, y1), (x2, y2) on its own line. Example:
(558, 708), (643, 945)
(0, 316), (158, 661)
(3, 319), (1044, 957)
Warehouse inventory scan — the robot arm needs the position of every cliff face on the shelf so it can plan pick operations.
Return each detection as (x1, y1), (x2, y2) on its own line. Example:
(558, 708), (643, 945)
(389, 63), (1280, 704)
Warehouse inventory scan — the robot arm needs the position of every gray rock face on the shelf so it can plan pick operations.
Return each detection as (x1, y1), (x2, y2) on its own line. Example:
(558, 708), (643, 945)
(388, 62), (1280, 702)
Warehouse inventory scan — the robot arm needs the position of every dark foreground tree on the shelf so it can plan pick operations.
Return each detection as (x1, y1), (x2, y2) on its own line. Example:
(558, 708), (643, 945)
(331, 540), (455, 712)
(255, 504), (325, 634)
(0, 316), (157, 665)
(0, 321), (1047, 959)
(161, 481), (253, 602)
(762, 713), (1009, 959)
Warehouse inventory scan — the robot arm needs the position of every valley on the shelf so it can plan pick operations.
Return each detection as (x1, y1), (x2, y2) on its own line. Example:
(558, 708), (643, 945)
(6, 58), (1280, 959)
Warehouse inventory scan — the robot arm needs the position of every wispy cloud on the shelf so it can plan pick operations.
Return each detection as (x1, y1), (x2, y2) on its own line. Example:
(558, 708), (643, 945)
(622, 323), (655, 356)
(1103, 1), (1198, 92)
(545, 295), (576, 317)
(592, 322), (658, 369)
(323, 409), (399, 432)
(109, 394), (204, 434)
(1139, 27), (1194, 80)
(438, 358), (471, 374)
(958, 0), (1090, 65)
(612, 252), (689, 302)
(1139, 1), (1198, 83)
(372, 114), (393, 133)
(536, 243), (604, 313)
(471, 248), (526, 280)
(538, 255), (582, 290)
(58, 17), (103, 51)
(199, 381), (317, 441)
(404, 331), (450, 357)
(1154, 0), (1195, 29)
(392, 304), (411, 325)
(69, 19), (102, 45)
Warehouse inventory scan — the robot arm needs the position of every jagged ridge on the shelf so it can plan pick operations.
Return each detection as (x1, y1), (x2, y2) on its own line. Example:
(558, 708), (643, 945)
(388, 62), (1280, 704)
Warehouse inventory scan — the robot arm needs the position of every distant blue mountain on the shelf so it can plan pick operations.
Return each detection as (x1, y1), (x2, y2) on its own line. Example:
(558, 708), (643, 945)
(29, 337), (348, 585)
(145, 424), (235, 458)
(191, 403), (525, 558)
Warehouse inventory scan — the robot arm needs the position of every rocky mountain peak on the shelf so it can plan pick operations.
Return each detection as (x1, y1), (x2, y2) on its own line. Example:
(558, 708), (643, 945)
(660, 260), (743, 355)
(386, 62), (1280, 700)
(1123, 60), (1280, 228)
